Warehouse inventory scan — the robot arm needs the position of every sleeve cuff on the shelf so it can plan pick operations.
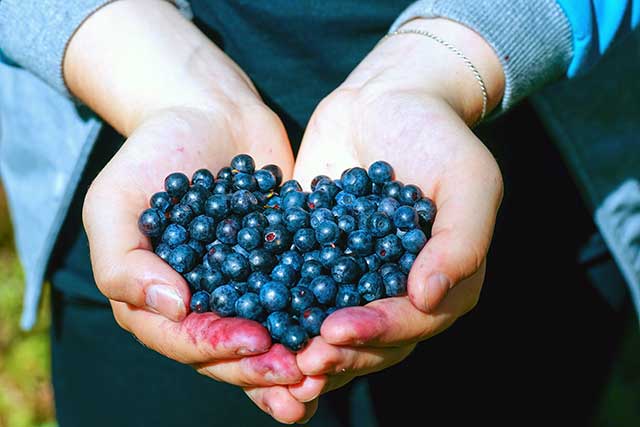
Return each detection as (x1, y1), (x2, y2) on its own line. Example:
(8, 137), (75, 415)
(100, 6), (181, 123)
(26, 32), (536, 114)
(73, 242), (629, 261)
(390, 0), (575, 114)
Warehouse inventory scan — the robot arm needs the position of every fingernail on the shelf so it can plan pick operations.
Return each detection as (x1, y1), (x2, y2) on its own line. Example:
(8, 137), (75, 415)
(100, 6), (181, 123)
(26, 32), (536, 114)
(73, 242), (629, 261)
(145, 285), (186, 321)
(425, 273), (451, 313)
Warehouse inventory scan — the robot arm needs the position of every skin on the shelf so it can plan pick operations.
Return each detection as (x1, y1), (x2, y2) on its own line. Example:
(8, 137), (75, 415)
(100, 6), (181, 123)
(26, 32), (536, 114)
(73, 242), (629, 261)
(64, 1), (505, 423)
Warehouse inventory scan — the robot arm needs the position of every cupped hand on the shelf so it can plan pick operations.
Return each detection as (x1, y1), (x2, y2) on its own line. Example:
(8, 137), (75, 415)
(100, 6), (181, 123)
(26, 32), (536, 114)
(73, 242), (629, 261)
(290, 18), (505, 403)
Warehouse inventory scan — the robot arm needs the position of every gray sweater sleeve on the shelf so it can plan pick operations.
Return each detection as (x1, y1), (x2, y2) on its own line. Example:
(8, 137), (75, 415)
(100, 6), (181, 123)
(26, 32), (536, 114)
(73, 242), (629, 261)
(391, 0), (574, 113)
(0, 0), (193, 97)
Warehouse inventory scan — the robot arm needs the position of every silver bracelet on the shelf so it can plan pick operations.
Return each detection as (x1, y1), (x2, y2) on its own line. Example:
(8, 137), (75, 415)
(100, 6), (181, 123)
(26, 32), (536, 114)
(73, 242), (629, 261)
(383, 29), (489, 123)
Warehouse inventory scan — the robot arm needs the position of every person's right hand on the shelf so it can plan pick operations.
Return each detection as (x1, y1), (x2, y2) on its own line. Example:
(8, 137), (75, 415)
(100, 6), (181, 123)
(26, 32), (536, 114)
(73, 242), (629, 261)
(66, 1), (319, 423)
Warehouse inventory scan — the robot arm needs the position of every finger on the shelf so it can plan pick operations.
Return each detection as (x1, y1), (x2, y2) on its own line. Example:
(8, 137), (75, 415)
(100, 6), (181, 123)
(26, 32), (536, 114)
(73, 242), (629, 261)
(296, 336), (414, 377)
(113, 302), (271, 362)
(196, 344), (303, 387)
(288, 375), (327, 403)
(321, 273), (482, 347)
(244, 386), (314, 424)
(408, 153), (502, 313)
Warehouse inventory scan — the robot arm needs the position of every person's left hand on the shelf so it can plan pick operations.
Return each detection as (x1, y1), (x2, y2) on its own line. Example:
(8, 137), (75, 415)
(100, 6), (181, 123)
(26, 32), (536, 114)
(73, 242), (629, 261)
(287, 18), (506, 403)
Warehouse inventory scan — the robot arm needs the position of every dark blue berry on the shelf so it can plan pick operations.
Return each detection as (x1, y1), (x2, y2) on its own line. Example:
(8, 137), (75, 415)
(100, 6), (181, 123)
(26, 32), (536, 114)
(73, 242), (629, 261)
(319, 246), (342, 268)
(201, 267), (225, 292)
(280, 250), (304, 271)
(266, 311), (292, 341)
(192, 169), (215, 191)
(162, 223), (188, 248)
(401, 229), (427, 253)
(230, 189), (258, 215)
(155, 243), (172, 261)
(254, 169), (277, 192)
(262, 164), (283, 187)
(235, 293), (264, 321)
(379, 263), (400, 278)
(212, 179), (231, 195)
(233, 244), (250, 258)
(231, 281), (248, 294)
(311, 175), (331, 190)
(231, 154), (255, 174)
(168, 244), (198, 273)
(414, 197), (437, 224)
(335, 191), (356, 208)
(383, 271), (407, 296)
(263, 225), (292, 254)
(253, 191), (267, 206)
(316, 181), (341, 199)
(332, 205), (351, 218)
(300, 307), (327, 337)
(303, 250), (322, 263)
(352, 197), (376, 218)
(282, 191), (306, 210)
(150, 191), (172, 213)
(280, 180), (303, 196)
(210, 285), (240, 317)
(293, 228), (318, 252)
(377, 197), (400, 218)
(264, 208), (284, 226)
(284, 207), (310, 232)
(398, 252), (416, 274)
(281, 325), (309, 352)
(376, 234), (403, 262)
(331, 256), (362, 283)
(309, 275), (337, 304)
(259, 281), (291, 312)
(242, 211), (269, 230)
(204, 194), (229, 220)
(206, 243), (233, 266)
(237, 227), (262, 251)
(189, 215), (215, 242)
(369, 212), (395, 237)
(138, 208), (165, 238)
(217, 167), (233, 181)
(233, 172), (258, 192)
(336, 284), (361, 308)
(187, 239), (205, 255)
(248, 249), (277, 272)
(393, 206), (419, 230)
(169, 203), (194, 227)
(301, 260), (324, 278)
(310, 208), (335, 229)
(307, 190), (331, 210)
(364, 254), (382, 271)
(347, 230), (375, 256)
(184, 265), (205, 291)
(266, 195), (282, 209)
(248, 271), (271, 293)
(221, 252), (250, 281)
(368, 161), (394, 184)
(371, 182), (384, 195)
(164, 172), (190, 198)
(190, 290), (211, 313)
(399, 184), (423, 206)
(181, 184), (210, 215)
(381, 181), (403, 200)
(271, 264), (298, 288)
(358, 272), (384, 302)
(337, 215), (356, 234)
(341, 167), (371, 196)
(315, 221), (340, 246)
(216, 219), (239, 245)
(290, 286), (315, 313)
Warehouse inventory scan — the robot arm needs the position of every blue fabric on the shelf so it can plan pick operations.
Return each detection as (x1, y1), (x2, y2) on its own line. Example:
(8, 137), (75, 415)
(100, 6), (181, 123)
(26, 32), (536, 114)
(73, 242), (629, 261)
(556, 0), (640, 76)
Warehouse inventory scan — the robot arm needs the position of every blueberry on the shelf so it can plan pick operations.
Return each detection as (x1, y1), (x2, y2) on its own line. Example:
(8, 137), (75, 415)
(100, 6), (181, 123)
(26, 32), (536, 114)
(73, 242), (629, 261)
(237, 227), (262, 251)
(190, 290), (211, 313)
(169, 203), (195, 227)
(231, 154), (255, 174)
(168, 244), (198, 273)
(300, 307), (327, 337)
(311, 175), (331, 191)
(181, 184), (210, 215)
(383, 271), (407, 296)
(379, 263), (400, 278)
(319, 246), (342, 268)
(206, 243), (233, 267)
(331, 256), (362, 283)
(316, 181), (341, 199)
(381, 181), (403, 200)
(398, 252), (416, 274)
(271, 264), (298, 288)
(248, 271), (271, 293)
(184, 265), (205, 291)
(212, 179), (231, 195)
(188, 215), (215, 242)
(337, 215), (356, 234)
(201, 267), (225, 292)
(253, 191), (267, 206)
(303, 250), (322, 263)
(259, 281), (291, 312)
(164, 172), (190, 198)
(210, 285), (240, 317)
(332, 205), (351, 218)
(358, 272), (384, 302)
(243, 211), (269, 230)
(336, 284), (361, 308)
(347, 230), (375, 256)
(264, 209), (284, 226)
(284, 207), (310, 232)
(155, 243), (172, 261)
(281, 325), (309, 352)
(301, 260), (324, 278)
(414, 197), (437, 224)
(266, 311), (293, 341)
(368, 161), (394, 184)
(221, 252), (251, 281)
(262, 164), (283, 187)
(352, 197), (376, 218)
(290, 286), (315, 313)
(307, 190), (331, 210)
(162, 223), (188, 248)
(368, 212), (395, 238)
(315, 221), (340, 246)
(282, 191), (307, 210)
(263, 225), (292, 254)
(150, 191), (172, 213)
(309, 275), (337, 304)
(187, 239), (206, 255)
(375, 234), (404, 262)
(377, 197), (400, 217)
(138, 208), (165, 238)
(216, 167), (233, 181)
(364, 254), (382, 272)
(192, 169), (215, 191)
(297, 276), (313, 288)
(280, 250), (304, 271)
(310, 208), (335, 229)
(393, 206), (419, 230)
(280, 180), (303, 196)
(230, 189), (258, 215)
(335, 191), (356, 209)
(266, 195), (282, 209)
(233, 172), (258, 192)
(254, 169), (277, 192)
(398, 185), (422, 206)
(293, 228), (318, 252)
(235, 292), (264, 321)
(371, 182), (384, 195)
(341, 167), (371, 196)
(248, 248), (278, 272)
(401, 229), (427, 253)
(216, 219), (239, 245)
(204, 194), (229, 220)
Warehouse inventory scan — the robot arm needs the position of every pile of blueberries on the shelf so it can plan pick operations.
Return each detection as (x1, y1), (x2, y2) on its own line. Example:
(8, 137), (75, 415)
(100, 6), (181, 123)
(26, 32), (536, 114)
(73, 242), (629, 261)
(138, 154), (436, 351)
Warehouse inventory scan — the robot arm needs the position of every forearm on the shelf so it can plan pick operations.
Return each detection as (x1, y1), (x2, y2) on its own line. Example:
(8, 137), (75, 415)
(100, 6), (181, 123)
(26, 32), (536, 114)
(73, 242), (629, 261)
(63, 0), (259, 135)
